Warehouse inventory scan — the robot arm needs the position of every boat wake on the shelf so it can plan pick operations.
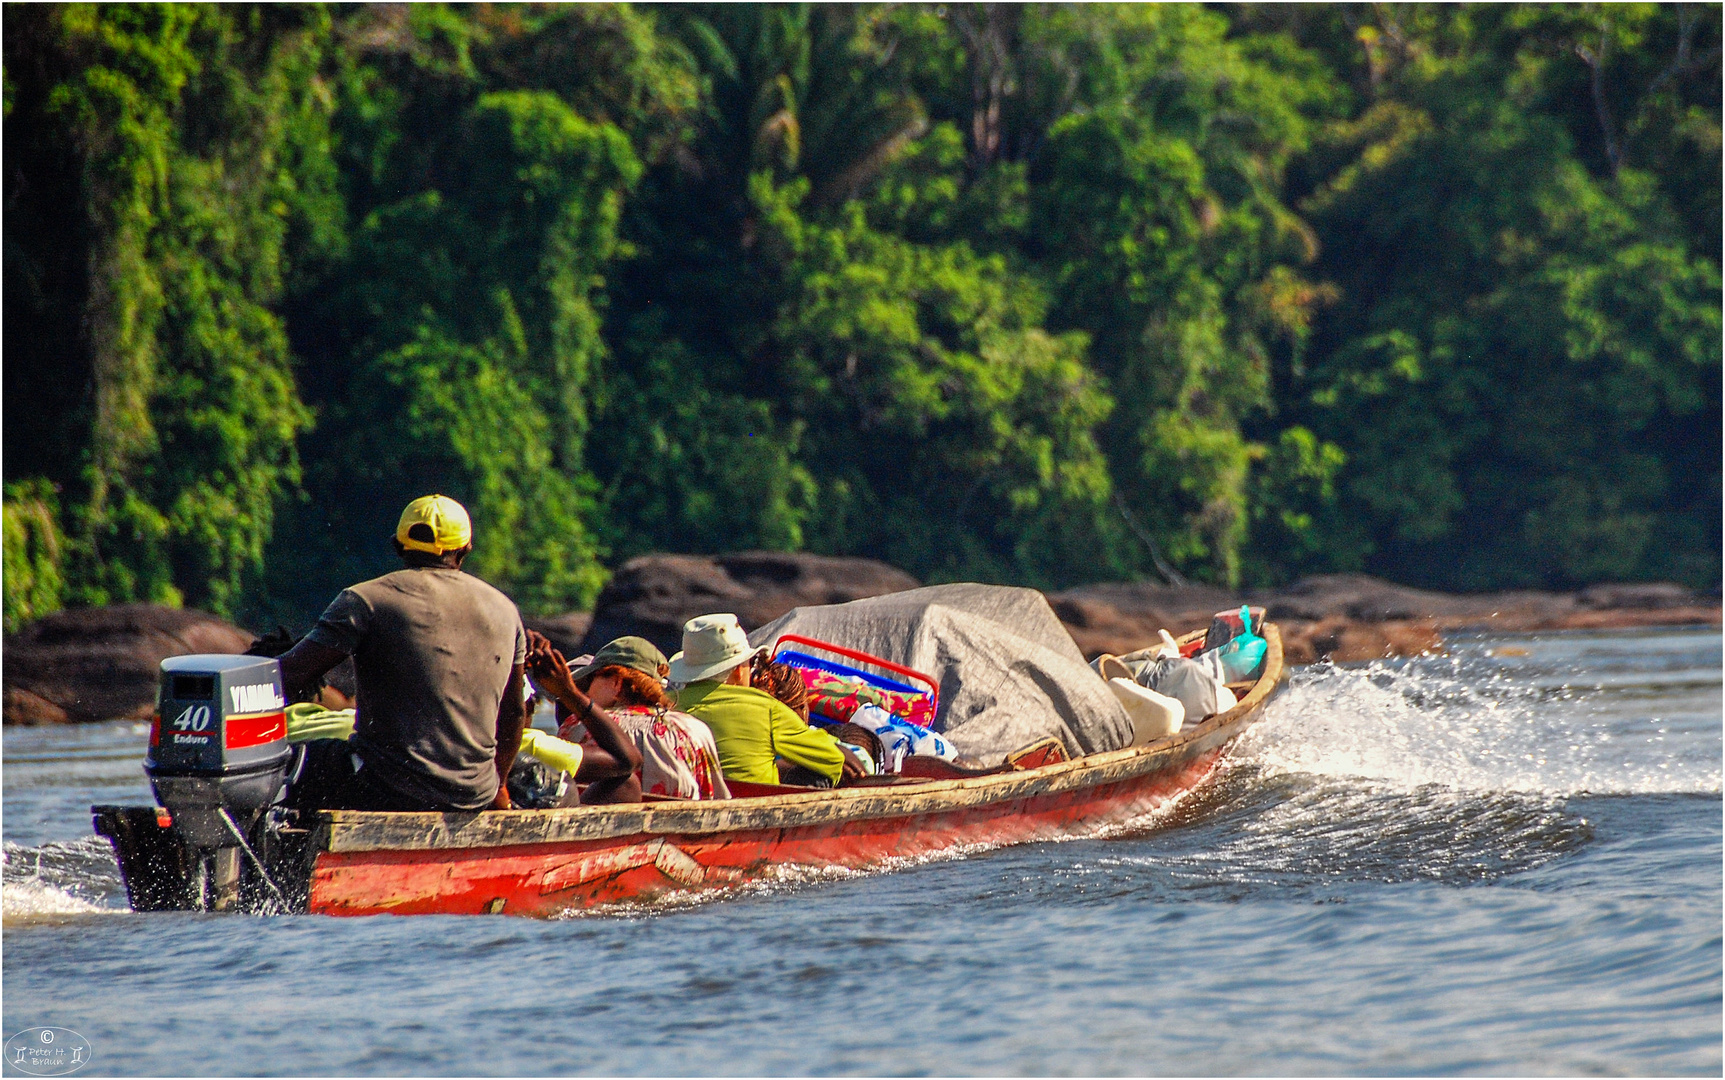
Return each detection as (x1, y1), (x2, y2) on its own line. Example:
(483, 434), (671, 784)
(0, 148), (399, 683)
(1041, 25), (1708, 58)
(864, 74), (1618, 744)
(2, 836), (125, 923)
(1240, 653), (1721, 797)
(1076, 645), (1722, 897)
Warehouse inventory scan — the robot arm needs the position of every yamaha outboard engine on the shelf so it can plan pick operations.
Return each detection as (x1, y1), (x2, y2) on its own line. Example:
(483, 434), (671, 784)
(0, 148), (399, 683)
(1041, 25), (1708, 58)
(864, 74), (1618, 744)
(144, 654), (292, 909)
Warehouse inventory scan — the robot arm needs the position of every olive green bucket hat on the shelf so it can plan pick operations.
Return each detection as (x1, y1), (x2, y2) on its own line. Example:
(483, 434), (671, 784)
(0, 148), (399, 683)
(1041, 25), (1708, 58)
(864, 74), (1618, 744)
(572, 636), (668, 683)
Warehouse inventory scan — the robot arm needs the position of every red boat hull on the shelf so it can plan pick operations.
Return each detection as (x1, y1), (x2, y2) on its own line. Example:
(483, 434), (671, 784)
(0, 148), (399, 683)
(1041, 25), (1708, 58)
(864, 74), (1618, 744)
(308, 745), (1229, 916)
(95, 626), (1281, 917)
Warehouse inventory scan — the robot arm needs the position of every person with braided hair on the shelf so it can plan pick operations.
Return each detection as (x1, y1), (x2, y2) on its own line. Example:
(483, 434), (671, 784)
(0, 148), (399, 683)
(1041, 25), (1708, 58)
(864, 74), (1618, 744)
(749, 657), (875, 783)
(750, 657), (809, 719)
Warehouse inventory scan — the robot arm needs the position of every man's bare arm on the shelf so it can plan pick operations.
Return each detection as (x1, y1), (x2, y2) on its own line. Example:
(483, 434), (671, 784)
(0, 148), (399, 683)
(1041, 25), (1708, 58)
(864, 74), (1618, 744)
(278, 638), (349, 703)
(490, 663), (528, 810)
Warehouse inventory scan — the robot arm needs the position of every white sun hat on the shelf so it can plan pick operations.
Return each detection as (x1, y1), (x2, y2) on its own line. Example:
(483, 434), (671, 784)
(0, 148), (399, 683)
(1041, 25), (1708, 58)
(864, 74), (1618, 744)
(666, 613), (767, 684)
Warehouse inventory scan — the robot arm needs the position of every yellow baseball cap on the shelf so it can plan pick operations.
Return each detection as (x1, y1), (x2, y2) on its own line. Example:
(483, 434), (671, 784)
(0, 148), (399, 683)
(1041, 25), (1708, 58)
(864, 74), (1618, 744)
(395, 494), (472, 554)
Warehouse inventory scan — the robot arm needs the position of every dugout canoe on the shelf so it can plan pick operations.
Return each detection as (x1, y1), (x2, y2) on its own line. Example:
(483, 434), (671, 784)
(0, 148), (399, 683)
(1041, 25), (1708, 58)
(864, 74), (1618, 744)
(96, 624), (1283, 917)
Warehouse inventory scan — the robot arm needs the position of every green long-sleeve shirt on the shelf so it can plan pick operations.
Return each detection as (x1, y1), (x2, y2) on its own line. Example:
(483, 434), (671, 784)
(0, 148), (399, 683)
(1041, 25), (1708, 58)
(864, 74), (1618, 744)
(676, 681), (842, 785)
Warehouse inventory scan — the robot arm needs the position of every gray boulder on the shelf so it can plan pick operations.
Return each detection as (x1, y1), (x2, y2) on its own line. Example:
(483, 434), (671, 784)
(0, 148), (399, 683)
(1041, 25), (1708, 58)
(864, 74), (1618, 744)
(4, 604), (254, 724)
(522, 612), (594, 659)
(580, 551), (920, 656)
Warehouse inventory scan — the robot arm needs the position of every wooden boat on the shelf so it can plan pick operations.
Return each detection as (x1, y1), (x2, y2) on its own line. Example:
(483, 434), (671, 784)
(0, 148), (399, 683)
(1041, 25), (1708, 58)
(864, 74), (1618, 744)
(96, 624), (1284, 917)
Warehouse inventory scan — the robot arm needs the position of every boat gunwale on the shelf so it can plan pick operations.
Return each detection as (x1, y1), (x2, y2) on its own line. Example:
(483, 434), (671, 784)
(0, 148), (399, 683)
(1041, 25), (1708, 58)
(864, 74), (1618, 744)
(318, 624), (1284, 854)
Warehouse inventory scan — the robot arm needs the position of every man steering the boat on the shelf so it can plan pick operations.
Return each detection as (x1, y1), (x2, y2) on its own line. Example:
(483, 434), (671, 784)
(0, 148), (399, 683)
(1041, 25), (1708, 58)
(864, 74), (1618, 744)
(275, 495), (530, 812)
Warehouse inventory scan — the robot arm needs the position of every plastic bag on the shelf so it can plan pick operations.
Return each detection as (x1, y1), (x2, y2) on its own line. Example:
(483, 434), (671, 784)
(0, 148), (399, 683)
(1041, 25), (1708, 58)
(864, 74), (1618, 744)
(506, 758), (571, 808)
(1206, 605), (1267, 682)
(1133, 656), (1236, 721)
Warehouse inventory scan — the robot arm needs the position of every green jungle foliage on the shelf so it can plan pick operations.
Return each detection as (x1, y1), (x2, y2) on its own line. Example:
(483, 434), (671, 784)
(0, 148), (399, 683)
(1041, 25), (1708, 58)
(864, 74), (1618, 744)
(5, 3), (1719, 629)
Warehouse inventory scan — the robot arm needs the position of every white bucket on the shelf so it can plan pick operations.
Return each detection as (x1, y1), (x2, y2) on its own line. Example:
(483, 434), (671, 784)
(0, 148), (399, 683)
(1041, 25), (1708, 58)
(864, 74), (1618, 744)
(1107, 677), (1185, 745)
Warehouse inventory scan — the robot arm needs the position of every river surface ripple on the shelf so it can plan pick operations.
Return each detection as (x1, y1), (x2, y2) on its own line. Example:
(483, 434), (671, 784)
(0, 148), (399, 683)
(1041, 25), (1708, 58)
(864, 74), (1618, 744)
(3, 628), (1719, 1075)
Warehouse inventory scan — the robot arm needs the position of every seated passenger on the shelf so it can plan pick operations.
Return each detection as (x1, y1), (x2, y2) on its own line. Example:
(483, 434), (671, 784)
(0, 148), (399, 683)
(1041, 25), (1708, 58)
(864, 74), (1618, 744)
(670, 615), (863, 788)
(530, 633), (729, 801)
(522, 633), (644, 804)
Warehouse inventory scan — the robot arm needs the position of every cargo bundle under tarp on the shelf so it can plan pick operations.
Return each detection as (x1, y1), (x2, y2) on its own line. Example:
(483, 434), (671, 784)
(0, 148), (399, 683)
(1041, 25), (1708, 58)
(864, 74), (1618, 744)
(749, 584), (1133, 763)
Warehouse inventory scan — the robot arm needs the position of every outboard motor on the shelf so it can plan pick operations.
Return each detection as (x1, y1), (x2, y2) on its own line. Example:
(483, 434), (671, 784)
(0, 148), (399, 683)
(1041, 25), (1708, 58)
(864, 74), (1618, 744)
(144, 654), (292, 909)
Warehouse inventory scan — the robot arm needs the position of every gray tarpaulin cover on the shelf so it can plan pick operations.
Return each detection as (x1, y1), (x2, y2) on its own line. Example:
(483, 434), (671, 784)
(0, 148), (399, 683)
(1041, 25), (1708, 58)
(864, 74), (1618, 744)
(748, 584), (1133, 763)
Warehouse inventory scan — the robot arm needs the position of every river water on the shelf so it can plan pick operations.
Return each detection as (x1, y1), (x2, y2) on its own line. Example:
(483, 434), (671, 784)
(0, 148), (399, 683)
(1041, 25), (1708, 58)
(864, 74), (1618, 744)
(4, 627), (1719, 1075)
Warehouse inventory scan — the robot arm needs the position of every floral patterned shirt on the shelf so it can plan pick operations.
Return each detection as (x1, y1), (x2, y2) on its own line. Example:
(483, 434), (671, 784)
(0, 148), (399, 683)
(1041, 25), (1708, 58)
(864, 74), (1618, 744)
(561, 705), (730, 801)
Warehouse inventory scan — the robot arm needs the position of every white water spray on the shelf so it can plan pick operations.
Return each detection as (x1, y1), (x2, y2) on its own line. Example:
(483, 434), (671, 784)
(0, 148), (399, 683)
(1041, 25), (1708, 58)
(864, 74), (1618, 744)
(2, 837), (122, 921)
(1237, 643), (1721, 797)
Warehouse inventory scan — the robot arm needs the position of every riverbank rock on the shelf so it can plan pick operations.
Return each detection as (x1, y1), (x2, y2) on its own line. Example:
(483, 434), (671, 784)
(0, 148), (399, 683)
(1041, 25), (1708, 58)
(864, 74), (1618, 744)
(580, 552), (921, 657)
(521, 612), (594, 659)
(3, 604), (255, 725)
(1048, 583), (1236, 659)
(10, 569), (1712, 723)
(1274, 618), (1445, 666)
(1049, 573), (1717, 664)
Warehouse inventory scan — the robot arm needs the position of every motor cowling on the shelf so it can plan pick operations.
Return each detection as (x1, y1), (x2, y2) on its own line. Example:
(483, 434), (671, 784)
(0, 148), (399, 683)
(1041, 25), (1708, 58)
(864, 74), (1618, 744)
(146, 654), (291, 849)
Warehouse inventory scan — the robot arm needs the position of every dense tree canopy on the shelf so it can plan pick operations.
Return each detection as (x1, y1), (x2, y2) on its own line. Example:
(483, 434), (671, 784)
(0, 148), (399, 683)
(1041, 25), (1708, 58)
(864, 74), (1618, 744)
(5, 3), (1718, 631)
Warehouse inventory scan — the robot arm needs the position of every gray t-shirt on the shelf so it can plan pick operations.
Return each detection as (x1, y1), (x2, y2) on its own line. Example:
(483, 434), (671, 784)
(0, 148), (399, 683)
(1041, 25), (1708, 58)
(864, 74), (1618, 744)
(307, 567), (526, 810)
